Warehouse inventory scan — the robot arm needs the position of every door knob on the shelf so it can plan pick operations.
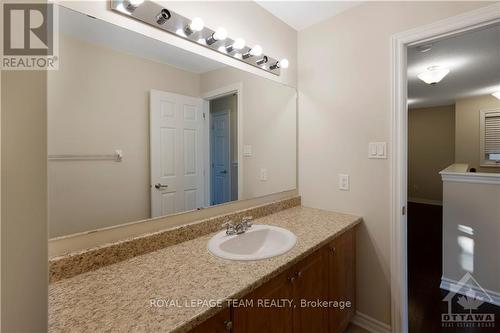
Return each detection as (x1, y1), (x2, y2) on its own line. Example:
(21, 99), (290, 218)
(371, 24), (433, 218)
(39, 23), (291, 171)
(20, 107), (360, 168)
(154, 183), (168, 189)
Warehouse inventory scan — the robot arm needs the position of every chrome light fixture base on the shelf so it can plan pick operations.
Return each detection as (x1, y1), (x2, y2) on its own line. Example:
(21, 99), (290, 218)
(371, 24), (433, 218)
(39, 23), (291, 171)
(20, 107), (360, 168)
(110, 0), (281, 76)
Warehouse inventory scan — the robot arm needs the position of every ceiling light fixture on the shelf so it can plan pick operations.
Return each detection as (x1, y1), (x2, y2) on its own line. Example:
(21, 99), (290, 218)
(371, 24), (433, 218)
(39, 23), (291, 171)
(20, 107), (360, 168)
(226, 38), (245, 53)
(270, 58), (289, 70)
(492, 91), (500, 100)
(185, 17), (204, 35)
(417, 66), (450, 85)
(156, 9), (171, 25)
(242, 45), (263, 59)
(206, 27), (228, 45)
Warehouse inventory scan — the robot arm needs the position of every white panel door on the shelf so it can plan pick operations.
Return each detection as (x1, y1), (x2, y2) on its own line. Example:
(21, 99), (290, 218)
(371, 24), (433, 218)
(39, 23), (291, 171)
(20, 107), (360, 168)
(211, 111), (231, 205)
(150, 89), (204, 218)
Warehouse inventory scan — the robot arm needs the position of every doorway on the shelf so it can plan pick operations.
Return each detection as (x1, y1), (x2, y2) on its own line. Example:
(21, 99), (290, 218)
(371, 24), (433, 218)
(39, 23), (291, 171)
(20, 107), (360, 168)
(391, 5), (500, 332)
(209, 94), (238, 205)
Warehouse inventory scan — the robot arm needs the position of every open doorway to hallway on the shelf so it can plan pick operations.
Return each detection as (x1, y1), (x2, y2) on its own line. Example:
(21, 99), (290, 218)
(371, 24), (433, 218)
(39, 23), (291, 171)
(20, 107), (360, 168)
(209, 93), (238, 205)
(406, 23), (500, 332)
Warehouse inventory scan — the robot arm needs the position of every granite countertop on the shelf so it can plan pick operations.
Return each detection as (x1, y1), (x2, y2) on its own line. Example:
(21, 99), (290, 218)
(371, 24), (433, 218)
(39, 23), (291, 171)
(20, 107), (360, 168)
(49, 206), (361, 333)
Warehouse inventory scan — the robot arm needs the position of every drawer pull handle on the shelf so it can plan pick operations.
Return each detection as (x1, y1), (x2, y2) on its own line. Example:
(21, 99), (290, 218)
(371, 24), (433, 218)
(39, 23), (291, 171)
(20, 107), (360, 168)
(224, 320), (233, 330)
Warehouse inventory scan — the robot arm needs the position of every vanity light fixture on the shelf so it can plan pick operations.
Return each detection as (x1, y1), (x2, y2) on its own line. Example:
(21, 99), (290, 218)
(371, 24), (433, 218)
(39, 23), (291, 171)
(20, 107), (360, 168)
(156, 8), (171, 25)
(270, 58), (289, 70)
(492, 91), (500, 100)
(417, 66), (450, 85)
(256, 55), (269, 66)
(226, 38), (245, 53)
(111, 0), (286, 75)
(242, 45), (262, 59)
(185, 17), (204, 35)
(206, 27), (228, 45)
(124, 0), (144, 12)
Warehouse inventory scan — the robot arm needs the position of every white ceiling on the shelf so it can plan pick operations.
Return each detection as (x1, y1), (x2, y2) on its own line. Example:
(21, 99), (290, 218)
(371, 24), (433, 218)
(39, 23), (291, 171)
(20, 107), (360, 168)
(59, 6), (225, 74)
(255, 1), (362, 31)
(408, 24), (500, 108)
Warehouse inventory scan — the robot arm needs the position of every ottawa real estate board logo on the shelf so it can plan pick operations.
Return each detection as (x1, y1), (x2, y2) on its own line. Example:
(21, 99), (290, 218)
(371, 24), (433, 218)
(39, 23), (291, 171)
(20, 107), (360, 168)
(2, 2), (58, 70)
(442, 272), (495, 328)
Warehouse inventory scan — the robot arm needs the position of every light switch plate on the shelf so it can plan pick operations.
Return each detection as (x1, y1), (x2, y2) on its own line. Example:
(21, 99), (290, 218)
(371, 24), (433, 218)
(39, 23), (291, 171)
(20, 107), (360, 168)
(368, 142), (387, 159)
(339, 174), (349, 191)
(243, 145), (252, 157)
(260, 168), (268, 181)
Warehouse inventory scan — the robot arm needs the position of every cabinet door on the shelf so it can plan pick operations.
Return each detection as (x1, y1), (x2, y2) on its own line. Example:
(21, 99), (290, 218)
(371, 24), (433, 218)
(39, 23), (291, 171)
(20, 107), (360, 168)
(232, 268), (294, 333)
(188, 308), (231, 333)
(328, 228), (356, 333)
(292, 248), (329, 333)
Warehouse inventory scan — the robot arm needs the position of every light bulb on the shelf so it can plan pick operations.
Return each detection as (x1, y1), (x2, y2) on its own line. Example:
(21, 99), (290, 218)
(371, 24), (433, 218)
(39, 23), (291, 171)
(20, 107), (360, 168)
(280, 58), (289, 69)
(213, 27), (228, 41)
(189, 17), (204, 32)
(233, 38), (245, 50)
(249, 45), (263, 56)
(417, 66), (450, 85)
(129, 0), (144, 6)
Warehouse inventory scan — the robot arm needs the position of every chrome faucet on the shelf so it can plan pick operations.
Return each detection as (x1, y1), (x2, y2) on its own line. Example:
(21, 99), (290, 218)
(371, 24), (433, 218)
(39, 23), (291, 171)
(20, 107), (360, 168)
(222, 216), (253, 236)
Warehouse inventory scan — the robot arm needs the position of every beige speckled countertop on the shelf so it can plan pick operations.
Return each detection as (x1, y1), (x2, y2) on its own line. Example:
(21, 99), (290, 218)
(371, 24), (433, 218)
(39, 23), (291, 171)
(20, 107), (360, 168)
(49, 206), (361, 333)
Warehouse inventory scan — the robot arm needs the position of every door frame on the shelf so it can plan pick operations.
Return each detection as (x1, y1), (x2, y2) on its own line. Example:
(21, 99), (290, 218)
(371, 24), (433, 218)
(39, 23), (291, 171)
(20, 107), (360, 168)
(390, 3), (500, 333)
(210, 109), (232, 205)
(202, 82), (243, 207)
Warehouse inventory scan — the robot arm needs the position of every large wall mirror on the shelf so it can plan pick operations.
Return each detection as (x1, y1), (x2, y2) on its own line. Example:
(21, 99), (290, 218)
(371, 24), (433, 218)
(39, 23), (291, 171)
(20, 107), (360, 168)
(48, 6), (297, 238)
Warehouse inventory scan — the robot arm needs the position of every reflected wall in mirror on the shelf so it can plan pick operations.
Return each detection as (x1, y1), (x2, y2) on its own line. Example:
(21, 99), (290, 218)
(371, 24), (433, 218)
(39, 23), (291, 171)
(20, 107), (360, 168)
(48, 7), (297, 238)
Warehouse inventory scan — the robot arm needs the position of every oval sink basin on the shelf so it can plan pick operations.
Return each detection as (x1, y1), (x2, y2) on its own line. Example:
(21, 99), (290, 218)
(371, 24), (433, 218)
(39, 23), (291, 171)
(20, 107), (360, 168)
(208, 225), (297, 261)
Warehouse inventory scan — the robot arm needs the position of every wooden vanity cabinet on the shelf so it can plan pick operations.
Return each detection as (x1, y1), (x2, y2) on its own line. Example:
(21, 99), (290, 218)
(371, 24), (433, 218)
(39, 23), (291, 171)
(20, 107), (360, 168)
(328, 229), (356, 333)
(188, 308), (231, 333)
(188, 228), (356, 333)
(231, 268), (294, 333)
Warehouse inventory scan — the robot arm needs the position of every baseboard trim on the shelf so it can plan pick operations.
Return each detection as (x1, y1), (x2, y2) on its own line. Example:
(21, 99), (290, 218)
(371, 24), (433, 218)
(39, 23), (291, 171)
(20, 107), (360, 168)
(351, 311), (391, 333)
(408, 197), (442, 206)
(440, 276), (500, 307)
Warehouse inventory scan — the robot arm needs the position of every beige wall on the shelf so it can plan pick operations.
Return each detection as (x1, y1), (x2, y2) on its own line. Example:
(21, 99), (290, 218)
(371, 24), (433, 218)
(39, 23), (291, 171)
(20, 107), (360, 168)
(2, 71), (48, 331)
(298, 1), (492, 325)
(48, 34), (200, 237)
(442, 179), (500, 294)
(455, 94), (500, 173)
(408, 105), (455, 202)
(201, 67), (297, 200)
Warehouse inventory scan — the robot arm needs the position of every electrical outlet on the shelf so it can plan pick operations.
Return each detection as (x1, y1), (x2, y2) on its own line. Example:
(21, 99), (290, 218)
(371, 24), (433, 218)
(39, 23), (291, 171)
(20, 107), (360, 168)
(339, 174), (349, 191)
(260, 168), (268, 181)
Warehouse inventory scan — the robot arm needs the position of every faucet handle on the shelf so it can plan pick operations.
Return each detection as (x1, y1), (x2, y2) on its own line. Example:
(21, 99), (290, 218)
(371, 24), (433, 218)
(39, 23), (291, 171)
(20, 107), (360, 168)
(222, 220), (236, 235)
(242, 216), (253, 228)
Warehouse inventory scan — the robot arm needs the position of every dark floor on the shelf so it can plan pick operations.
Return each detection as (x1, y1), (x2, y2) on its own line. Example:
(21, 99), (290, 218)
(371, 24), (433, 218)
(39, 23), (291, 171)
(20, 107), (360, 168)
(408, 202), (500, 333)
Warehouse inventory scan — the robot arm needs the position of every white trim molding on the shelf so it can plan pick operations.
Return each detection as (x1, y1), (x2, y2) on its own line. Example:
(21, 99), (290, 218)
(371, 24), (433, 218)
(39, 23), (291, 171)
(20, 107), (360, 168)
(390, 3), (500, 333)
(441, 277), (500, 308)
(352, 311), (391, 333)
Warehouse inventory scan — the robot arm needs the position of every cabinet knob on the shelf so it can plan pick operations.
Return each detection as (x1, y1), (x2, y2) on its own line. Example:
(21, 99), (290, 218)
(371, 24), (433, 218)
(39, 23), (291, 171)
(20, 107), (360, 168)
(296, 271), (302, 278)
(288, 276), (296, 283)
(330, 247), (336, 253)
(224, 320), (233, 330)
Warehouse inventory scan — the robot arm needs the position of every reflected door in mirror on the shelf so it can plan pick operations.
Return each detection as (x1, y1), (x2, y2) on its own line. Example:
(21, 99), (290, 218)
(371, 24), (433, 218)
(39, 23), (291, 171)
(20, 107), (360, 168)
(211, 110), (231, 205)
(150, 90), (204, 217)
